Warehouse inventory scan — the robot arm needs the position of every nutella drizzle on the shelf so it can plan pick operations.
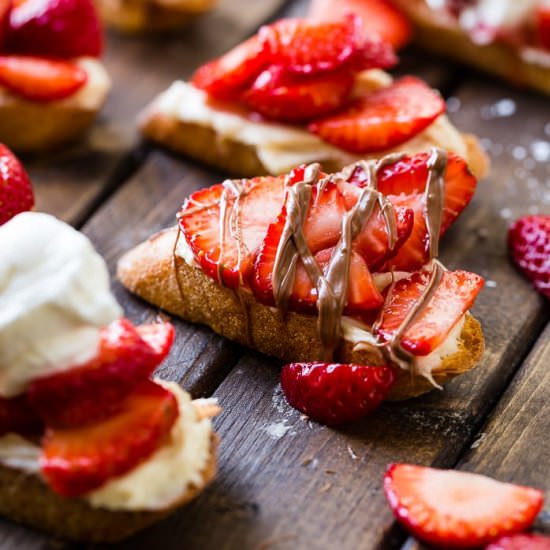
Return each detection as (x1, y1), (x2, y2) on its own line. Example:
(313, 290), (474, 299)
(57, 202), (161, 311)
(175, 148), (452, 379)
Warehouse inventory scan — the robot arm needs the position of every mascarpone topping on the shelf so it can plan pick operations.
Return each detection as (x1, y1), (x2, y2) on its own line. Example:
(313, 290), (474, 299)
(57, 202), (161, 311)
(145, 77), (468, 175)
(0, 213), (122, 397)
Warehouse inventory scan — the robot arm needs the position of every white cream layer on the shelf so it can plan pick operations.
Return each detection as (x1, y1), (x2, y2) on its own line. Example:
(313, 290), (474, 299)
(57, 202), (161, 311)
(144, 76), (468, 175)
(0, 213), (122, 397)
(0, 382), (213, 512)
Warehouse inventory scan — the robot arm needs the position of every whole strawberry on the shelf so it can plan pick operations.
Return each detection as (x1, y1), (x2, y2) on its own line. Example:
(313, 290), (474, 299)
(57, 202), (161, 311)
(280, 362), (395, 426)
(0, 143), (34, 226)
(6, 0), (103, 59)
(508, 214), (550, 300)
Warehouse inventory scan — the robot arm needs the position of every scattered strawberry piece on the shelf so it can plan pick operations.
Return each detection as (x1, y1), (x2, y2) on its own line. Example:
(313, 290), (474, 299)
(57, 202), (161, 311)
(536, 6), (550, 51)
(0, 55), (87, 101)
(41, 379), (179, 498)
(0, 394), (42, 436)
(376, 269), (484, 356)
(487, 534), (550, 550)
(384, 464), (545, 549)
(244, 65), (355, 123)
(179, 175), (286, 288)
(508, 215), (550, 300)
(6, 0), (102, 58)
(28, 319), (174, 428)
(0, 143), (34, 226)
(309, 76), (446, 154)
(308, 0), (412, 50)
(191, 34), (269, 100)
(281, 362), (395, 426)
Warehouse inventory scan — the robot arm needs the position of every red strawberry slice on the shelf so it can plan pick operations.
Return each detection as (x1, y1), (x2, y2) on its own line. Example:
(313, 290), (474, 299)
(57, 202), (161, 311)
(0, 0), (10, 50)
(244, 64), (355, 123)
(536, 6), (550, 51)
(0, 143), (34, 226)
(308, 0), (412, 50)
(0, 394), (42, 437)
(508, 214), (550, 300)
(384, 464), (545, 549)
(0, 55), (87, 101)
(281, 362), (395, 425)
(191, 34), (269, 100)
(28, 319), (174, 429)
(41, 379), (179, 498)
(487, 534), (550, 550)
(309, 76), (446, 154)
(376, 269), (484, 356)
(6, 0), (102, 58)
(179, 175), (286, 289)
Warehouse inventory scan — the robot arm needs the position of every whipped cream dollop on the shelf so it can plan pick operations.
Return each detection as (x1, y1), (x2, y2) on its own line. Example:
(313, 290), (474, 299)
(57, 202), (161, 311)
(0, 212), (122, 397)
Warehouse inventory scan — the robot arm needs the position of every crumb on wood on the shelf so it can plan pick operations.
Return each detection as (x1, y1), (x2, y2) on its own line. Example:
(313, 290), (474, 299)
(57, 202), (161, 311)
(319, 482), (332, 493)
(255, 533), (297, 550)
(347, 445), (359, 460)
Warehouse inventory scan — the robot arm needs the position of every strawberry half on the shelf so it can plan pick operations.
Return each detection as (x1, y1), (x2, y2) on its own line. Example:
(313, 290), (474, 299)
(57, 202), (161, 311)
(384, 464), (545, 549)
(191, 34), (269, 101)
(308, 0), (412, 50)
(508, 214), (550, 300)
(487, 534), (550, 550)
(179, 175), (286, 289)
(28, 319), (174, 428)
(0, 394), (42, 437)
(244, 65), (355, 123)
(0, 143), (34, 226)
(41, 379), (179, 498)
(309, 76), (446, 154)
(376, 269), (484, 356)
(536, 6), (550, 52)
(0, 55), (87, 101)
(281, 362), (395, 425)
(6, 0), (103, 58)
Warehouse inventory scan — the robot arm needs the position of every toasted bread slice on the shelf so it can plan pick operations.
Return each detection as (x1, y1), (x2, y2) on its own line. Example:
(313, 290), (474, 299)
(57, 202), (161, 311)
(0, 58), (111, 153)
(0, 399), (217, 543)
(392, 0), (550, 96)
(139, 76), (489, 180)
(96, 0), (217, 32)
(117, 227), (485, 401)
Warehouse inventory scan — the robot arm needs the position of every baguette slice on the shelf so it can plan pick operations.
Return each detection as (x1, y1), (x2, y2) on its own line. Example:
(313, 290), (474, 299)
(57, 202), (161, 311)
(96, 0), (217, 33)
(0, 58), (111, 152)
(0, 399), (218, 543)
(392, 0), (550, 96)
(117, 227), (485, 402)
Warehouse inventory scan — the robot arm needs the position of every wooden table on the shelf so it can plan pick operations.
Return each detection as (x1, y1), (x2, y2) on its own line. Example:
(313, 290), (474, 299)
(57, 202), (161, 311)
(2, 0), (549, 548)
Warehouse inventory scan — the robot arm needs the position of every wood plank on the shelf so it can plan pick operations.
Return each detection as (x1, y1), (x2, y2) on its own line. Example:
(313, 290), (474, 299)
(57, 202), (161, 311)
(106, 80), (550, 549)
(30, 0), (287, 225)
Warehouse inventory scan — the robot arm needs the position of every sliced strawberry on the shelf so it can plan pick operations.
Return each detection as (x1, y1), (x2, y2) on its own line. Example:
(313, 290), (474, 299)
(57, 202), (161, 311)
(536, 6), (550, 51)
(0, 143), (34, 226)
(179, 175), (286, 289)
(0, 394), (42, 437)
(487, 534), (550, 550)
(6, 0), (102, 58)
(191, 34), (269, 100)
(376, 269), (484, 356)
(308, 0), (412, 50)
(384, 464), (545, 549)
(244, 64), (355, 123)
(309, 76), (446, 154)
(0, 55), (87, 101)
(281, 362), (395, 425)
(41, 379), (179, 498)
(0, 0), (10, 49)
(28, 319), (174, 428)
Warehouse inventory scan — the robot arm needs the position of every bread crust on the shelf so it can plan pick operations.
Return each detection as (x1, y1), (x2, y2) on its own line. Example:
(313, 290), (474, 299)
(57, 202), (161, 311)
(0, 431), (217, 542)
(96, 0), (216, 32)
(117, 227), (485, 401)
(393, 0), (550, 96)
(140, 111), (489, 180)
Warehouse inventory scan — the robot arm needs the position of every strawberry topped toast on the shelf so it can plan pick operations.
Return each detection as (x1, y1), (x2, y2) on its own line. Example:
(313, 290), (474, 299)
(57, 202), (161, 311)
(0, 212), (218, 542)
(118, 148), (485, 402)
(0, 0), (111, 151)
(140, 15), (488, 179)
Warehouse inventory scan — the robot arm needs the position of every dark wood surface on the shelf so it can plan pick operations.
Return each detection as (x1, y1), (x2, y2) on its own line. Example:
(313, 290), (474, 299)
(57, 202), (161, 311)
(2, 0), (549, 548)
